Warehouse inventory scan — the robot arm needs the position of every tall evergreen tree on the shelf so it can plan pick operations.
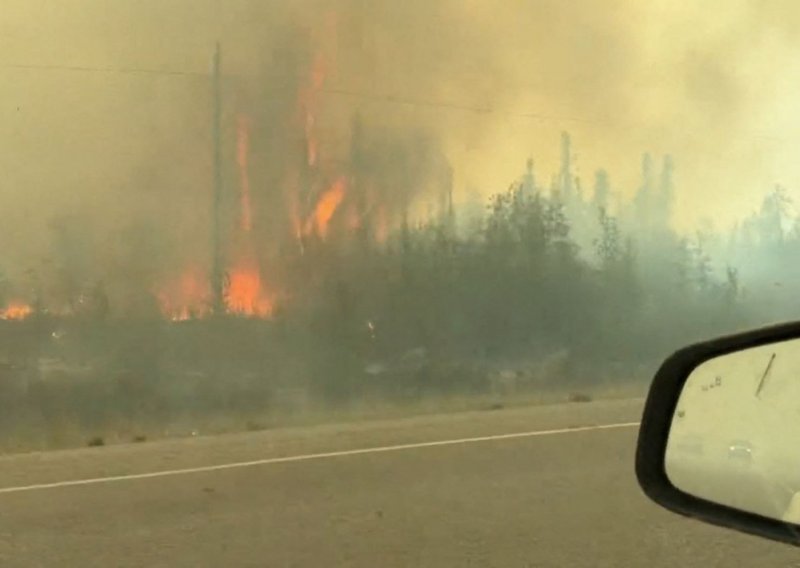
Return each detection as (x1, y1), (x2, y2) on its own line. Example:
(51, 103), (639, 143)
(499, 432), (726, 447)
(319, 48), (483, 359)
(593, 169), (610, 211)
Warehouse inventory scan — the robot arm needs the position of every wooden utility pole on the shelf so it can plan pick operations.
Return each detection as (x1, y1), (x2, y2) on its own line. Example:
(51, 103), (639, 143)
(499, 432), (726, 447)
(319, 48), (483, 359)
(211, 42), (225, 316)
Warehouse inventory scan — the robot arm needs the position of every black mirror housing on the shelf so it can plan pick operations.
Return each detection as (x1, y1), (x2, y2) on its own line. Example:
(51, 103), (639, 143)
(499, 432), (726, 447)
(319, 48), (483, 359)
(636, 320), (800, 546)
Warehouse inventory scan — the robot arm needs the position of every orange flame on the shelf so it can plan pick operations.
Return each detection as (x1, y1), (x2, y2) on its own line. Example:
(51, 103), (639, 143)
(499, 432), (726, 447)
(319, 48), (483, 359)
(158, 262), (275, 321)
(304, 177), (346, 239)
(228, 108), (275, 317)
(286, 13), (341, 245)
(236, 114), (253, 233)
(0, 302), (33, 321)
(226, 263), (274, 318)
(156, 269), (211, 321)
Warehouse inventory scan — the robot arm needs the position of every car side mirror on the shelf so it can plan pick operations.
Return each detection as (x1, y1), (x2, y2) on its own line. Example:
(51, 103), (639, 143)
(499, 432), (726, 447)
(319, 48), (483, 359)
(636, 321), (800, 546)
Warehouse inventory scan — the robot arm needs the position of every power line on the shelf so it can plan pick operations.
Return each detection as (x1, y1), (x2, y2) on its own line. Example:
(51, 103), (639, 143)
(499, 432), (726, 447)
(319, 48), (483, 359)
(0, 61), (628, 127)
(317, 87), (599, 126)
(0, 60), (793, 145)
(1, 61), (208, 78)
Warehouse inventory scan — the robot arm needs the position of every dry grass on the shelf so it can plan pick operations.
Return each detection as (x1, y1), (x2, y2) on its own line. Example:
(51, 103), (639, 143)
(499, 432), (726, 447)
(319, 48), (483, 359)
(0, 378), (647, 455)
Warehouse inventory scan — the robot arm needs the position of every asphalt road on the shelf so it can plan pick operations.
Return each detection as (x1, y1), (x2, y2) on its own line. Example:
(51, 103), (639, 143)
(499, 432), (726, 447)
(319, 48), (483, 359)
(0, 398), (798, 567)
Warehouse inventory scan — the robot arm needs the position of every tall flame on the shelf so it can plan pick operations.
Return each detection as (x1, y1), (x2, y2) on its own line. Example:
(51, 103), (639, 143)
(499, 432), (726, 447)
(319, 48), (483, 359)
(304, 177), (347, 239)
(286, 12), (340, 249)
(226, 111), (274, 318)
(154, 15), (349, 320)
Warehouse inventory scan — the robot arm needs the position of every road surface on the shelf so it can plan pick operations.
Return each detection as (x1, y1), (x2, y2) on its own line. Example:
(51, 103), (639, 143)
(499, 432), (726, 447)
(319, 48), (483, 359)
(0, 399), (796, 567)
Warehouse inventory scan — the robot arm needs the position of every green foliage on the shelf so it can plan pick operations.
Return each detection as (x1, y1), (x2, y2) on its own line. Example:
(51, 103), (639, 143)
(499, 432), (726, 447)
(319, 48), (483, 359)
(594, 208), (621, 267)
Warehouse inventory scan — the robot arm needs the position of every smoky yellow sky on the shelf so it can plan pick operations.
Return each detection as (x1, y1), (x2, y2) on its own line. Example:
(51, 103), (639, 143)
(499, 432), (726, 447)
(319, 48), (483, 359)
(3, 0), (800, 274)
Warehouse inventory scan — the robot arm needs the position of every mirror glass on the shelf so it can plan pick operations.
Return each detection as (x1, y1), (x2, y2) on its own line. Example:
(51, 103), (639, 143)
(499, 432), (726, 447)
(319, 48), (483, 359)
(666, 337), (800, 523)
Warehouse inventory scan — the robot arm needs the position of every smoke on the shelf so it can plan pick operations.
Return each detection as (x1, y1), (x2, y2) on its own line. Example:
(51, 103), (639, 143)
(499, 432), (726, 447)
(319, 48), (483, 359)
(3, 0), (800, 308)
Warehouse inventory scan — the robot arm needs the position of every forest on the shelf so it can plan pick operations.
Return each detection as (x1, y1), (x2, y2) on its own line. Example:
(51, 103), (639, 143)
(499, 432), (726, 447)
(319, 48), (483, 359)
(0, 130), (795, 451)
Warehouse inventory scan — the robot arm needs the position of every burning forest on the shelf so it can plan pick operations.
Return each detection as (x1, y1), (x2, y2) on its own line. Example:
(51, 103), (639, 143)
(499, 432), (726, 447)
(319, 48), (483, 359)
(0, 14), (451, 324)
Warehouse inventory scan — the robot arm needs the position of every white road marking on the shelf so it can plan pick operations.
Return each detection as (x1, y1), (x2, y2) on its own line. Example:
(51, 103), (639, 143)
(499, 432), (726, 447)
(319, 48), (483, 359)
(0, 421), (639, 495)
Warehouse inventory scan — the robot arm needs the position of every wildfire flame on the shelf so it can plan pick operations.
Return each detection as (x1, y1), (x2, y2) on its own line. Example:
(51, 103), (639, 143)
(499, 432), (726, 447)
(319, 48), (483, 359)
(0, 14), (401, 324)
(304, 177), (347, 239)
(156, 269), (211, 321)
(226, 263), (274, 318)
(284, 12), (345, 250)
(226, 111), (275, 318)
(156, 15), (351, 321)
(0, 302), (33, 321)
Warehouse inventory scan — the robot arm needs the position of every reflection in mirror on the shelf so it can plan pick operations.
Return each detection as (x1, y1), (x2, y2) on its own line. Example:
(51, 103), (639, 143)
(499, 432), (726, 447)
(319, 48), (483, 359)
(666, 338), (800, 524)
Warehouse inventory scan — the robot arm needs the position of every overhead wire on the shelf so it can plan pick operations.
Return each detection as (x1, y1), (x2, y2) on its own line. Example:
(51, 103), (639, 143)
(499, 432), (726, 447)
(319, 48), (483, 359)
(0, 61), (661, 129)
(0, 60), (791, 146)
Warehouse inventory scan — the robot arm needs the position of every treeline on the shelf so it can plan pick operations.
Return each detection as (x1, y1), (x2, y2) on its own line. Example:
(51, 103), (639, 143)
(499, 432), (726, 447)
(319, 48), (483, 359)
(1, 132), (797, 450)
(284, 134), (758, 401)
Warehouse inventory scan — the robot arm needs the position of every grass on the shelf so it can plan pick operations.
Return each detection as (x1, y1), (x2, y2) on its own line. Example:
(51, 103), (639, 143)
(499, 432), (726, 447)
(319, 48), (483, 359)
(0, 317), (655, 455)
(0, 381), (646, 454)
